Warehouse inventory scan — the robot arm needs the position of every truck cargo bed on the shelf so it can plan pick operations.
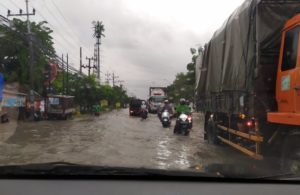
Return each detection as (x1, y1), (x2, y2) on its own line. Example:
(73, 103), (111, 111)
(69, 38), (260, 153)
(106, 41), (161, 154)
(195, 0), (300, 118)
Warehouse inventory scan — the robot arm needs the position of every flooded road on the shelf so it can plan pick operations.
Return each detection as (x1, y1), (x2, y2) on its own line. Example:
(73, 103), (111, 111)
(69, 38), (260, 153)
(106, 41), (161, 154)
(0, 109), (274, 177)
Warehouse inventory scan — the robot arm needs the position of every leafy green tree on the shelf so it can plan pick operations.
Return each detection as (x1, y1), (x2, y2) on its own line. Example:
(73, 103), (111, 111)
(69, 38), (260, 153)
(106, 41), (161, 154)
(166, 47), (201, 103)
(52, 72), (129, 111)
(0, 18), (55, 93)
(92, 21), (105, 40)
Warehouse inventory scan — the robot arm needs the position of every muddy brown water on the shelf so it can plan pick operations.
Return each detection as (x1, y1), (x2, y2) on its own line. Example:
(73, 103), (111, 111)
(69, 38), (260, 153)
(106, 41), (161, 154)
(0, 109), (278, 178)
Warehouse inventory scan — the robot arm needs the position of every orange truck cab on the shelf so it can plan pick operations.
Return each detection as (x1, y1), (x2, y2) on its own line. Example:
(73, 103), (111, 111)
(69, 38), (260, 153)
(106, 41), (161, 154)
(268, 14), (300, 126)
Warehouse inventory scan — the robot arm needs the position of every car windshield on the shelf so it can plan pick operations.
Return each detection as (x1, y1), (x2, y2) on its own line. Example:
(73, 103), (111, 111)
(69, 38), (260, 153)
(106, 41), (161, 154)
(1, 0), (300, 180)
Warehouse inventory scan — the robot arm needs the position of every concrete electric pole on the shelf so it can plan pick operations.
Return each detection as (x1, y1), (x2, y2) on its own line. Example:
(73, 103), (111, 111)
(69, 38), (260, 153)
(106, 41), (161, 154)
(7, 0), (36, 118)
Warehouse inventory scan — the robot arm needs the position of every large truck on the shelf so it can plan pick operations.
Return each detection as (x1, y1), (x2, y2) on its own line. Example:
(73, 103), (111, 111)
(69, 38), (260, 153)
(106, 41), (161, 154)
(148, 87), (166, 113)
(195, 0), (300, 172)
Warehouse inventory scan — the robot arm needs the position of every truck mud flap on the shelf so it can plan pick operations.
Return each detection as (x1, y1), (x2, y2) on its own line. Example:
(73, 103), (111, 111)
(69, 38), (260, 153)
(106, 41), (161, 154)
(217, 125), (263, 160)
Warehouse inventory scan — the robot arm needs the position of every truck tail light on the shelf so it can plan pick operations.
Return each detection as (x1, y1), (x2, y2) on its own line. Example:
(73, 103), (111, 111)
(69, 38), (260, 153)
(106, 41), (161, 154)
(246, 120), (253, 127)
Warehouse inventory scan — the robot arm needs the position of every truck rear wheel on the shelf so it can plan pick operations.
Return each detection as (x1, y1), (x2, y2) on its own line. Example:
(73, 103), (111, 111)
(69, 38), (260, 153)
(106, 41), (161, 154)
(280, 135), (300, 173)
(204, 112), (211, 140)
(207, 120), (219, 145)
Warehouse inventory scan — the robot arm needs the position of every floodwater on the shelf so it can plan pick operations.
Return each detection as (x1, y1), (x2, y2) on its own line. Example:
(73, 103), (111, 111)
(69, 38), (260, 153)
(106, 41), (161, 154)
(0, 109), (277, 177)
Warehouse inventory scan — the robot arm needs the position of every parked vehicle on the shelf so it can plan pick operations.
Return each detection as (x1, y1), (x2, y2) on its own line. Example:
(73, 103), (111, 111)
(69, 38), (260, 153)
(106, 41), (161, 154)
(195, 0), (300, 172)
(148, 87), (166, 113)
(161, 109), (171, 128)
(47, 95), (75, 120)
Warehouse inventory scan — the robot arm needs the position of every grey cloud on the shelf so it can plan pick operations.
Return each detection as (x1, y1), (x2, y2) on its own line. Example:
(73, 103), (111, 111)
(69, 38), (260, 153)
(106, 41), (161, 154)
(51, 0), (210, 98)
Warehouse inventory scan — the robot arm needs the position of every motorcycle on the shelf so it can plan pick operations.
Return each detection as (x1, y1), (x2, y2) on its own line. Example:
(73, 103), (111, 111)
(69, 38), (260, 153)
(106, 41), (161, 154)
(161, 110), (171, 128)
(140, 109), (148, 120)
(173, 113), (191, 136)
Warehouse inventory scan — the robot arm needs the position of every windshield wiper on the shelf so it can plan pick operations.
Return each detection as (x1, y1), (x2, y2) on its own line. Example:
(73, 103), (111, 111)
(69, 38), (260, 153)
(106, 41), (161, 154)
(0, 161), (221, 180)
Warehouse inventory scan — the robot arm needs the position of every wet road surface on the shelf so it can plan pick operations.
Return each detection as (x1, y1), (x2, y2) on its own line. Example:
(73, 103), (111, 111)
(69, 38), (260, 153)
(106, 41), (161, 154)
(0, 109), (276, 177)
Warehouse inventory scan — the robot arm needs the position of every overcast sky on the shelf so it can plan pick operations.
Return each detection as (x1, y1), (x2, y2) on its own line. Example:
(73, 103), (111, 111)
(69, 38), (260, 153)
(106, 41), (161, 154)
(1, 0), (245, 99)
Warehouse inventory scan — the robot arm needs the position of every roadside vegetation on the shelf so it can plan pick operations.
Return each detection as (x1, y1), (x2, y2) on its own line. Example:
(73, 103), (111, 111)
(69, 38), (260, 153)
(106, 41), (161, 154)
(0, 18), (129, 111)
(166, 48), (199, 103)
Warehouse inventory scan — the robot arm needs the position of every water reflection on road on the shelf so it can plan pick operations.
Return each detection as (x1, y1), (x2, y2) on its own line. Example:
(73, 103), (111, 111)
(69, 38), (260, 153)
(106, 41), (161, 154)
(0, 109), (276, 177)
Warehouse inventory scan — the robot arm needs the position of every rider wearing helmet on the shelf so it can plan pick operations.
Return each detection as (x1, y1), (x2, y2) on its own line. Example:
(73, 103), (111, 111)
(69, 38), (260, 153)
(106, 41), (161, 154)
(161, 99), (173, 113)
(141, 100), (147, 111)
(158, 99), (173, 120)
(175, 98), (190, 117)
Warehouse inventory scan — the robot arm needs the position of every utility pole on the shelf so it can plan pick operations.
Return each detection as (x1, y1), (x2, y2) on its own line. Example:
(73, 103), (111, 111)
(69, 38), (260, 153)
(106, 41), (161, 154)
(111, 72), (119, 87)
(117, 80), (124, 88)
(82, 57), (96, 76)
(80, 47), (82, 74)
(93, 44), (98, 75)
(7, 0), (35, 88)
(7, 0), (35, 118)
(62, 54), (65, 95)
(105, 72), (111, 85)
(97, 39), (100, 82)
(92, 21), (105, 83)
(66, 53), (69, 95)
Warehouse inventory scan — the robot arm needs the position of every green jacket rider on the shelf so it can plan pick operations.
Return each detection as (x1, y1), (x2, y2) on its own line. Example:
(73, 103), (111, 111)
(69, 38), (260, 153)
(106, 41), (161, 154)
(175, 98), (190, 115)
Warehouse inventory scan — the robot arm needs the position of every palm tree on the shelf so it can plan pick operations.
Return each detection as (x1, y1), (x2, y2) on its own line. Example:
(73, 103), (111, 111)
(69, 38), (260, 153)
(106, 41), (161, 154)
(93, 21), (105, 39)
(92, 21), (105, 81)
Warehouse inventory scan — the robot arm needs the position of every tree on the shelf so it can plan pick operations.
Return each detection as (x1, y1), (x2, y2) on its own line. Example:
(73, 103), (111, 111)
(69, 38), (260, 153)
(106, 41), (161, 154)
(92, 21), (105, 79)
(0, 18), (55, 93)
(92, 21), (105, 39)
(52, 72), (129, 111)
(166, 47), (201, 103)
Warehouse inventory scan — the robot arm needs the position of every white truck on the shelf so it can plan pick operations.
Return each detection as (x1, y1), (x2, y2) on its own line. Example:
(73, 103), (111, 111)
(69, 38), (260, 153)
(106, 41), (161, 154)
(148, 87), (166, 113)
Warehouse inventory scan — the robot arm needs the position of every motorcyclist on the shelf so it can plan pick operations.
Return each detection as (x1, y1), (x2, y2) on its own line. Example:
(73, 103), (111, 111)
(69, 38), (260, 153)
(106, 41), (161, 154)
(158, 99), (173, 120)
(141, 100), (147, 111)
(175, 98), (190, 117)
(140, 100), (148, 119)
(174, 98), (191, 134)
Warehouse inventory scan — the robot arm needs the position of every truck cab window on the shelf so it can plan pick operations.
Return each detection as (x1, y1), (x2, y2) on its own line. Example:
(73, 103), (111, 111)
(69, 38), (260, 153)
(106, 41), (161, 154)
(281, 26), (300, 71)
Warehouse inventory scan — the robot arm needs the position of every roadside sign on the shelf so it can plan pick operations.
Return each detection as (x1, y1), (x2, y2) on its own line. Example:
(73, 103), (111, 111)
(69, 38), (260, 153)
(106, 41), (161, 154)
(0, 73), (4, 101)
(115, 102), (121, 108)
(100, 100), (108, 107)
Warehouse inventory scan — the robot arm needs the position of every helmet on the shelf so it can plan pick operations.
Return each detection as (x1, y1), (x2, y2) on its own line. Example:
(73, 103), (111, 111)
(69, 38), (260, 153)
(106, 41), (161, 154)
(180, 98), (186, 105)
(164, 99), (169, 104)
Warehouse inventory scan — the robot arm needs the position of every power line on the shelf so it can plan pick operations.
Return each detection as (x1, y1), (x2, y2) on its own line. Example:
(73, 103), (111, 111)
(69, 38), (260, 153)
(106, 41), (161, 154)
(31, 8), (77, 50)
(50, 0), (86, 44)
(31, 7), (88, 67)
(29, 1), (93, 72)
(0, 2), (10, 10)
(35, 1), (90, 52)
(36, 2), (80, 49)
(31, 4), (91, 67)
(8, 0), (21, 9)
(2, 15), (82, 77)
